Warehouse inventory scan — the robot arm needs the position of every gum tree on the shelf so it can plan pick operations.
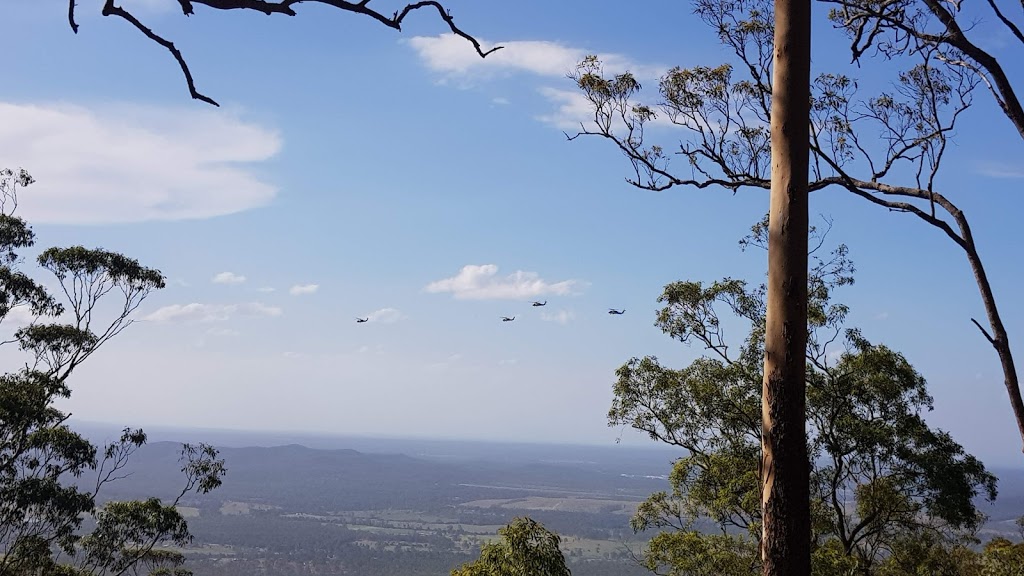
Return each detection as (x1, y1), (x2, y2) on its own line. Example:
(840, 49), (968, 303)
(0, 168), (225, 576)
(569, 0), (1024, 454)
(611, 221), (997, 575)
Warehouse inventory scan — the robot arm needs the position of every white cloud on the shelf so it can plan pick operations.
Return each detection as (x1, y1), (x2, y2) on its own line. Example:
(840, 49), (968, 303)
(540, 309), (575, 325)
(407, 35), (671, 132)
(492, 97), (510, 105)
(425, 264), (582, 300)
(425, 352), (465, 371)
(212, 272), (246, 285)
(407, 34), (663, 81)
(256, 286), (276, 293)
(535, 86), (682, 131)
(535, 87), (596, 130)
(1, 306), (38, 328)
(356, 344), (385, 356)
(976, 161), (1024, 179)
(289, 284), (319, 296)
(143, 302), (282, 323)
(366, 308), (404, 324)
(0, 101), (280, 224)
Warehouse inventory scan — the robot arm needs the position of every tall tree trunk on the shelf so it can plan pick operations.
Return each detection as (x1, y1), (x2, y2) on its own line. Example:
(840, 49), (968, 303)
(761, 0), (811, 573)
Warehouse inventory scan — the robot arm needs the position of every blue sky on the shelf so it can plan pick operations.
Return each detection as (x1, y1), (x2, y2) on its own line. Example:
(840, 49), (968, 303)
(2, 0), (1024, 467)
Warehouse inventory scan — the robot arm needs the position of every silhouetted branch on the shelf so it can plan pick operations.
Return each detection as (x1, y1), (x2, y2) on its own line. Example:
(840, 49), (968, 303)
(68, 0), (79, 33)
(69, 0), (501, 106)
(100, 1), (218, 106)
(973, 318), (996, 345)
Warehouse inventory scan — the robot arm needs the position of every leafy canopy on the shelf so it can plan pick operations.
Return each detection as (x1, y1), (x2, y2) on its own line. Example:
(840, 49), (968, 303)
(0, 168), (225, 576)
(610, 219), (997, 575)
(451, 517), (572, 576)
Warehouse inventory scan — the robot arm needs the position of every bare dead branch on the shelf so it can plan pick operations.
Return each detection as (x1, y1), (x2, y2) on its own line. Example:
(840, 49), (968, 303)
(101, 1), (219, 106)
(392, 1), (502, 58)
(68, 0), (79, 33)
(75, 0), (500, 105)
(191, 0), (295, 15)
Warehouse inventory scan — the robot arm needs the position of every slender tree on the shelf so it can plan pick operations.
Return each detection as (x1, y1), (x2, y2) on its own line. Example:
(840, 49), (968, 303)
(761, 0), (812, 572)
(569, 0), (1024, 453)
(612, 220), (997, 576)
(820, 0), (1024, 457)
(0, 168), (226, 575)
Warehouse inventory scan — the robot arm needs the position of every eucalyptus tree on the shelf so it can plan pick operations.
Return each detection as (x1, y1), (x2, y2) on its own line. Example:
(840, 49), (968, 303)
(0, 168), (225, 576)
(610, 222), (997, 575)
(451, 517), (571, 576)
(569, 0), (1024, 453)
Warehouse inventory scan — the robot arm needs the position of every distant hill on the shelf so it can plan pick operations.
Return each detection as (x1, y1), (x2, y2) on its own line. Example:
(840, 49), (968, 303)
(63, 426), (1024, 576)
(88, 439), (670, 514)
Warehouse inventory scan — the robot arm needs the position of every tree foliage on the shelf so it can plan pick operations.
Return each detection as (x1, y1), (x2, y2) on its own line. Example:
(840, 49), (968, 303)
(610, 220), (998, 575)
(0, 168), (225, 576)
(570, 0), (1024, 452)
(451, 517), (572, 576)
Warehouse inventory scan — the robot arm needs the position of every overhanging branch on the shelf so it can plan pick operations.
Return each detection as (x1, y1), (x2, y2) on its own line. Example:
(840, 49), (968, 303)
(101, 1), (218, 106)
(72, 0), (501, 106)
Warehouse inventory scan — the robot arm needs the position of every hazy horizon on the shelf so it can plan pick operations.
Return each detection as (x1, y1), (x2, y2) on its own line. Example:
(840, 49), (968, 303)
(3, 0), (1023, 469)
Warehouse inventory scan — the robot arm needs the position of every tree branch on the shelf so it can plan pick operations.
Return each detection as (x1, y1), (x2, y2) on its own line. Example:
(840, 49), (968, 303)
(68, 0), (79, 33)
(972, 317), (996, 345)
(100, 1), (219, 106)
(985, 0), (1024, 46)
(81, 0), (500, 106)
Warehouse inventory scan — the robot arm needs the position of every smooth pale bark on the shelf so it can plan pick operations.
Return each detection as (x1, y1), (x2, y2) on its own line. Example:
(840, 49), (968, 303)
(761, 0), (811, 574)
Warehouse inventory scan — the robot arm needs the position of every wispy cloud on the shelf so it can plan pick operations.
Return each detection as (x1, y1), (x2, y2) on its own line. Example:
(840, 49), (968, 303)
(212, 271), (246, 285)
(366, 308), (404, 324)
(425, 264), (583, 300)
(425, 353), (465, 371)
(535, 86), (681, 131)
(407, 34), (663, 81)
(143, 302), (282, 323)
(256, 286), (275, 293)
(1, 306), (38, 328)
(540, 309), (575, 325)
(289, 284), (319, 296)
(535, 88), (596, 130)
(976, 161), (1024, 179)
(406, 35), (669, 131)
(194, 326), (241, 348)
(0, 101), (280, 224)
